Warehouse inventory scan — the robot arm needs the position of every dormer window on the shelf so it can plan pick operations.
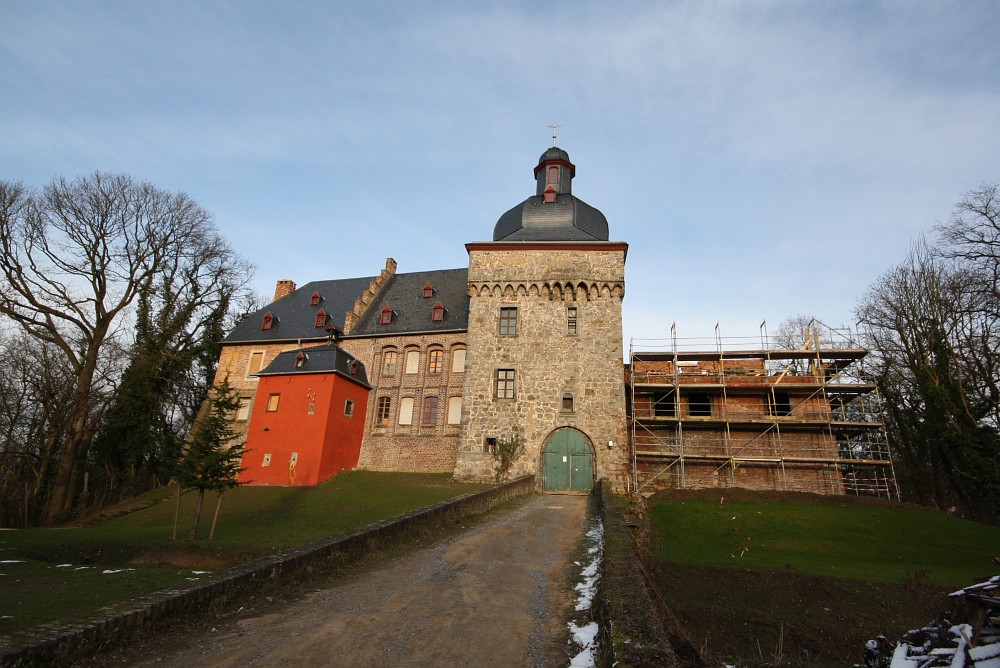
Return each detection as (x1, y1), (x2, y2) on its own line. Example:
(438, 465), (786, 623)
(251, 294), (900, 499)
(351, 360), (360, 375)
(547, 165), (559, 184)
(314, 308), (327, 328)
(310, 291), (322, 306)
(262, 311), (274, 331)
(380, 306), (393, 325)
(294, 352), (306, 368)
(422, 283), (434, 298)
(543, 186), (556, 204)
(432, 302), (445, 322)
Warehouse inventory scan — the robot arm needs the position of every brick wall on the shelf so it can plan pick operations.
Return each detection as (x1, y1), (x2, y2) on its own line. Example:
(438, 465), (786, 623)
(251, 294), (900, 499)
(341, 332), (467, 473)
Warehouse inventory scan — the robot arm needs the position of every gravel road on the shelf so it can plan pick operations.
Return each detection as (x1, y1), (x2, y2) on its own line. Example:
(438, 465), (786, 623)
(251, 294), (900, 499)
(126, 494), (591, 667)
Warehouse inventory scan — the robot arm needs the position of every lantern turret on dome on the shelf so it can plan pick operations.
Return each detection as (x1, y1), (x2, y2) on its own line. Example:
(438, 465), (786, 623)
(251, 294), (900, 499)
(492, 147), (609, 242)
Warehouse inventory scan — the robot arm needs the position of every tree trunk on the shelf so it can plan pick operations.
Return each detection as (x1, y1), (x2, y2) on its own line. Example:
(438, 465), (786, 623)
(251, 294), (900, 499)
(209, 493), (223, 540)
(172, 484), (182, 541)
(189, 489), (206, 541)
(45, 356), (101, 523)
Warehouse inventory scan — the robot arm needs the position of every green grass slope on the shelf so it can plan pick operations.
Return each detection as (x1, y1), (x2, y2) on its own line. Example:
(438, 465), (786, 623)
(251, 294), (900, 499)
(0, 472), (486, 634)
(647, 491), (1000, 666)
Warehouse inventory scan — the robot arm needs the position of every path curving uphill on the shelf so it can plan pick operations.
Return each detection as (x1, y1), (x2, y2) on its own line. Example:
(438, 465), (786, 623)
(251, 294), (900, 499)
(128, 495), (590, 667)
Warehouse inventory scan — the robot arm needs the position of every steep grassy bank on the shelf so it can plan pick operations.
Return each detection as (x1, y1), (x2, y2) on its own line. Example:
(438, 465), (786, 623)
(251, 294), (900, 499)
(647, 489), (1000, 665)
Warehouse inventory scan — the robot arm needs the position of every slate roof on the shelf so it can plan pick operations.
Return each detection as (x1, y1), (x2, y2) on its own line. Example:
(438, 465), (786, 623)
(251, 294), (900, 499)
(223, 276), (376, 344)
(347, 268), (469, 336)
(255, 344), (371, 389)
(493, 194), (609, 241)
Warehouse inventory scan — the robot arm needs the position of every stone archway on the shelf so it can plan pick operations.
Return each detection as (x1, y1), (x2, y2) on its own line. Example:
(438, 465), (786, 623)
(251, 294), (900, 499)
(540, 428), (594, 493)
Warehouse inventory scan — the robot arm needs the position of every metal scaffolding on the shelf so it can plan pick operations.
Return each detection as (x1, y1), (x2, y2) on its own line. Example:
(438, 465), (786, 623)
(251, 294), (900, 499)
(628, 320), (898, 499)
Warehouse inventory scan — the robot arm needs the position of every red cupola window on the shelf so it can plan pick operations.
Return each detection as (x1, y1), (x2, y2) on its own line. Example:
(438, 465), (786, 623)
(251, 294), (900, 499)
(314, 308), (327, 328)
(422, 283), (434, 298)
(432, 302), (445, 322)
(262, 311), (274, 331)
(309, 291), (322, 306)
(380, 306), (393, 325)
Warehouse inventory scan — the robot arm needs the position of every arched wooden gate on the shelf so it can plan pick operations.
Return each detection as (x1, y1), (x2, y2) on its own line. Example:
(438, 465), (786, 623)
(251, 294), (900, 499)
(540, 428), (594, 492)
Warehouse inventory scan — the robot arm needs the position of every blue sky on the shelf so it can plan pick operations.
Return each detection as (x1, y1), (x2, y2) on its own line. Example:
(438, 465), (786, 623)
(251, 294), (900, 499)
(2, 1), (998, 353)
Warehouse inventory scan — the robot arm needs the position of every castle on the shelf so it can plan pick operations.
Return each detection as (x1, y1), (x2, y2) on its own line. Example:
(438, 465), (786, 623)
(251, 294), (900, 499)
(214, 147), (893, 496)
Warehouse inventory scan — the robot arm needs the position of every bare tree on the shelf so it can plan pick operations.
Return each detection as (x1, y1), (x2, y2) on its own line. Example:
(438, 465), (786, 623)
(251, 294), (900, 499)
(0, 173), (249, 522)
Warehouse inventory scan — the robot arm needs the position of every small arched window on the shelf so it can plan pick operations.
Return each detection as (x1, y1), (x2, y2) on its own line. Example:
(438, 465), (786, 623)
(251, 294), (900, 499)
(547, 165), (559, 184)
(262, 311), (274, 331)
(380, 306), (393, 325)
(310, 291), (322, 306)
(314, 308), (327, 328)
(432, 302), (445, 322)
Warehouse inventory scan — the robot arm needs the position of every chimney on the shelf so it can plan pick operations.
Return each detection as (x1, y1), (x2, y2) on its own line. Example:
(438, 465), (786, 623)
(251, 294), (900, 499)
(274, 279), (296, 301)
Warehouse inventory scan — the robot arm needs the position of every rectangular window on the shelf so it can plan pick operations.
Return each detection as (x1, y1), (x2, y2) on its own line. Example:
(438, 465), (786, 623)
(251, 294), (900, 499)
(687, 392), (712, 417)
(262, 453), (272, 467)
(652, 391), (676, 417)
(382, 350), (397, 376)
(561, 394), (574, 413)
(451, 348), (466, 373)
(447, 396), (462, 425)
(496, 369), (516, 400)
(247, 351), (264, 377)
(235, 398), (251, 422)
(344, 399), (354, 417)
(428, 349), (444, 374)
(421, 396), (438, 426)
(499, 307), (518, 336)
(398, 397), (414, 425)
(768, 391), (792, 416)
(405, 350), (420, 374)
(376, 397), (391, 425)
(567, 307), (578, 335)
(266, 393), (280, 412)
(484, 436), (497, 454)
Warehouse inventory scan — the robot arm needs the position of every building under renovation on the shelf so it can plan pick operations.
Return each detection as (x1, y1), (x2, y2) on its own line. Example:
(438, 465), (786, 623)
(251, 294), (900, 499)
(628, 323), (896, 497)
(215, 145), (896, 498)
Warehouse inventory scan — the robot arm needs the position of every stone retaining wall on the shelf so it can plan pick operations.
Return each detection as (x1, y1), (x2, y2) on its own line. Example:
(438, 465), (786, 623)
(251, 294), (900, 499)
(594, 478), (679, 667)
(0, 475), (535, 667)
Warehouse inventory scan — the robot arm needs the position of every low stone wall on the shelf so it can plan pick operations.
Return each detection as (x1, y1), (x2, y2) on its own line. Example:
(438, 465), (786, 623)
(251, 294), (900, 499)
(593, 479), (678, 667)
(0, 475), (535, 668)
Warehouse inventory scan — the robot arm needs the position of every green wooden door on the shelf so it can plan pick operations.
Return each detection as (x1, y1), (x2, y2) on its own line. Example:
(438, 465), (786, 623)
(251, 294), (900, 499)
(541, 429), (594, 492)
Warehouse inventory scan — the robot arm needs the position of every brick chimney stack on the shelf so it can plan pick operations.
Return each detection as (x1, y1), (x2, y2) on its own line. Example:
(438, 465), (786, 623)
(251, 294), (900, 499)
(274, 279), (296, 301)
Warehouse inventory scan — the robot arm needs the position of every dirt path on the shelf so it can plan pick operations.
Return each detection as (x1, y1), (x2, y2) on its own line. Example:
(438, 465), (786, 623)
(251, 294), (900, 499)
(124, 494), (591, 667)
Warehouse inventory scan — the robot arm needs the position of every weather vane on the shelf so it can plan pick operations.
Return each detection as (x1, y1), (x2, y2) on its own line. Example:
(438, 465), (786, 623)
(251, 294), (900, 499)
(549, 123), (561, 147)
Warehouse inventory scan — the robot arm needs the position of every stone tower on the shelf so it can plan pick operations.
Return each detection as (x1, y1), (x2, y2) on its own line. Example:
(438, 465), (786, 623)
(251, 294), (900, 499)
(453, 147), (630, 492)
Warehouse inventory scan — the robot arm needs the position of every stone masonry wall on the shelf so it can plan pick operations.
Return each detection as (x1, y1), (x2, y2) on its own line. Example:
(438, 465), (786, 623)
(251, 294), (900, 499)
(453, 246), (630, 491)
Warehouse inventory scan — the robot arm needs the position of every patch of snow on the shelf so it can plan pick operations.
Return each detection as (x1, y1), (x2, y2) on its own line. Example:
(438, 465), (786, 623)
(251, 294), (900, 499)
(567, 518), (605, 667)
(0, 560), (24, 564)
(569, 621), (599, 667)
(191, 570), (210, 574)
(970, 643), (1000, 661)
(74, 566), (91, 570)
(56, 564), (72, 568)
(102, 568), (135, 574)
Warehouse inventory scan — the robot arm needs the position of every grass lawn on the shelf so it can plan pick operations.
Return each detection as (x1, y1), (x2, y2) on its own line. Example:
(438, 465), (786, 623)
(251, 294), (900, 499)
(650, 496), (1000, 586)
(647, 491), (1000, 666)
(0, 471), (487, 634)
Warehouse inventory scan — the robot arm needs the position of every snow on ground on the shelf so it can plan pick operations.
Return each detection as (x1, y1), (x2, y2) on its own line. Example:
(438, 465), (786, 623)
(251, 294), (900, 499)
(872, 575), (1000, 668)
(568, 518), (604, 667)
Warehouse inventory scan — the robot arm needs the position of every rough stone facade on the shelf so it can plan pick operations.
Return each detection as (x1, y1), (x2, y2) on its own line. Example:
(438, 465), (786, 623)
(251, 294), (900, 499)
(453, 245), (631, 490)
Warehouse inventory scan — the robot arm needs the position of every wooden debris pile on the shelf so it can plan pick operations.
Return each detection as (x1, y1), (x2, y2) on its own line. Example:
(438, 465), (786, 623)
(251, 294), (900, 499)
(865, 575), (1000, 668)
